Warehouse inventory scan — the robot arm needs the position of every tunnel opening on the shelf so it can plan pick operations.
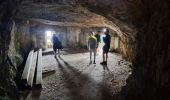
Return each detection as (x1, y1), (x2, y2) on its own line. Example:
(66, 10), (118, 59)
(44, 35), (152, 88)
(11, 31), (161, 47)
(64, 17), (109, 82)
(46, 30), (55, 48)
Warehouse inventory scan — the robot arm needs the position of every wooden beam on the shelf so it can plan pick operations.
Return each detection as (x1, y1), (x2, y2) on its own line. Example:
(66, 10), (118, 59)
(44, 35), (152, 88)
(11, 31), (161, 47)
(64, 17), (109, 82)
(36, 49), (42, 88)
(28, 51), (38, 87)
(21, 50), (34, 83)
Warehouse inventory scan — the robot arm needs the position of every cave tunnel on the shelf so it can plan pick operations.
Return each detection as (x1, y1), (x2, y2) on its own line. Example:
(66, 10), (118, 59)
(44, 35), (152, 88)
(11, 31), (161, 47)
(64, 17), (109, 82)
(0, 0), (170, 100)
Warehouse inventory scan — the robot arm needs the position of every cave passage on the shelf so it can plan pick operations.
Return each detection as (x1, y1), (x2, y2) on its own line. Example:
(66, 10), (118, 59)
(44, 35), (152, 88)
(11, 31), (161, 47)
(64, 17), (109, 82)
(21, 49), (131, 100)
(1, 0), (169, 100)
(19, 23), (131, 100)
(1, 1), (132, 100)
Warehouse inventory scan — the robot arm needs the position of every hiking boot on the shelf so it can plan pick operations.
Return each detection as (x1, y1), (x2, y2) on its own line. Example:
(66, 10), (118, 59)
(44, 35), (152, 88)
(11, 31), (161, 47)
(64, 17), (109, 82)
(100, 61), (107, 65)
(100, 62), (105, 65)
(104, 61), (107, 65)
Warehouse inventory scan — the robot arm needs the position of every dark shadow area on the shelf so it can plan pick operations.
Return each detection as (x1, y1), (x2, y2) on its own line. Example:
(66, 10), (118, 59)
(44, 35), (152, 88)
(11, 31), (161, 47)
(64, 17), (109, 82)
(102, 64), (111, 74)
(42, 50), (54, 56)
(42, 70), (56, 78)
(42, 48), (88, 56)
(19, 88), (42, 100)
(56, 57), (88, 100)
(30, 89), (42, 99)
(56, 56), (113, 100)
(63, 48), (88, 54)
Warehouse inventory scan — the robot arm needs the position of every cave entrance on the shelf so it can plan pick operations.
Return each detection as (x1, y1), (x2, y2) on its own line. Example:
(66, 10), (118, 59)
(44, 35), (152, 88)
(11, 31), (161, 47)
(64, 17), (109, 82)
(46, 30), (55, 48)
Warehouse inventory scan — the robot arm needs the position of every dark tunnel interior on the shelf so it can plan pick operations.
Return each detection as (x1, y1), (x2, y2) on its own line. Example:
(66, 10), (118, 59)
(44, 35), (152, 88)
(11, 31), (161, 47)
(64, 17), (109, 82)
(0, 0), (170, 100)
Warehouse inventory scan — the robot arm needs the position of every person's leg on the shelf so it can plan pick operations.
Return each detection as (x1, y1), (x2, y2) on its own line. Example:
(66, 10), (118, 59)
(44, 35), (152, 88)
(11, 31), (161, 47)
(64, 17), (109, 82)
(53, 47), (57, 57)
(100, 52), (105, 64)
(56, 49), (58, 54)
(58, 49), (60, 56)
(96, 44), (99, 55)
(59, 49), (60, 54)
(103, 53), (106, 62)
(105, 53), (108, 65)
(103, 46), (106, 62)
(90, 49), (92, 64)
(105, 46), (110, 64)
(106, 53), (108, 61)
(93, 49), (96, 64)
(101, 46), (106, 64)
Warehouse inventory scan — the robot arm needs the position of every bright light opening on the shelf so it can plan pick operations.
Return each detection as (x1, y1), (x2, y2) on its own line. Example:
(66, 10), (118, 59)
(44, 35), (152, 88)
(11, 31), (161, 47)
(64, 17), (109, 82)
(46, 30), (55, 48)
(46, 31), (53, 37)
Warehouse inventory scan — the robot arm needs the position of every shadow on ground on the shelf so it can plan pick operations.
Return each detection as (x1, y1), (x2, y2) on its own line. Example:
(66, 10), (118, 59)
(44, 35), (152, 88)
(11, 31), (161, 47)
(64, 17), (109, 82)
(56, 56), (113, 100)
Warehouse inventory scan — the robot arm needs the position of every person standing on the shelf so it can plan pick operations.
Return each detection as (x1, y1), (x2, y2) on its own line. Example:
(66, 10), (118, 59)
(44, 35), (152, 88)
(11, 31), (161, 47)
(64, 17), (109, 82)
(100, 29), (111, 65)
(95, 31), (101, 55)
(52, 34), (62, 58)
(87, 32), (97, 64)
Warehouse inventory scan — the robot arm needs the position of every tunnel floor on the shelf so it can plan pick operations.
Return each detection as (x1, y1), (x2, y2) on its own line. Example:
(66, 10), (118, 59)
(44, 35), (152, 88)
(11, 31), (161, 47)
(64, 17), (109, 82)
(21, 49), (131, 100)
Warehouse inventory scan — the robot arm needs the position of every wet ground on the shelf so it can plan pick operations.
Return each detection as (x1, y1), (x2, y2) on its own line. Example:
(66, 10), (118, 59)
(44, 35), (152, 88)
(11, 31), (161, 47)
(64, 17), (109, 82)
(21, 49), (131, 100)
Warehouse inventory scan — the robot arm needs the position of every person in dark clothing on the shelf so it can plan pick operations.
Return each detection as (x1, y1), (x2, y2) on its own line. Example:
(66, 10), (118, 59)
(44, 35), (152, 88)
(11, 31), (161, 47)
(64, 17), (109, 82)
(52, 34), (62, 58)
(100, 29), (111, 65)
(95, 31), (101, 55)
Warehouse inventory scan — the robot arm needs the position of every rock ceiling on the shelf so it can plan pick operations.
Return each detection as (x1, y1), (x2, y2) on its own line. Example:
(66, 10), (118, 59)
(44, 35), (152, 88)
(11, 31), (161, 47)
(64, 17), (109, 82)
(15, 1), (123, 34)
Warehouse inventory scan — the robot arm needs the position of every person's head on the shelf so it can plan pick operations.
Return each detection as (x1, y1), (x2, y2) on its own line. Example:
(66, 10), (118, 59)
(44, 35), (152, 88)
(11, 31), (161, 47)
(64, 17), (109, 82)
(97, 30), (101, 35)
(105, 29), (109, 35)
(90, 32), (95, 36)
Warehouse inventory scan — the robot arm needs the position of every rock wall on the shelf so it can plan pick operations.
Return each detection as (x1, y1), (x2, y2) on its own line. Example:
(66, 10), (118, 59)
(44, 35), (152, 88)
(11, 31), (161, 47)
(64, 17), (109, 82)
(1, 0), (170, 100)
(29, 24), (47, 49)
(15, 20), (33, 54)
(26, 24), (106, 49)
(121, 0), (170, 99)
(118, 32), (136, 61)
(0, 0), (22, 99)
(66, 27), (81, 47)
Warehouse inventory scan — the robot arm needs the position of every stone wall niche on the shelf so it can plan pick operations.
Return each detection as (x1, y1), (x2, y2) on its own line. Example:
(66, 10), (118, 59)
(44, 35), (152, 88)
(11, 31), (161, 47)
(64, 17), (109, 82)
(29, 25), (47, 50)
(66, 27), (81, 47)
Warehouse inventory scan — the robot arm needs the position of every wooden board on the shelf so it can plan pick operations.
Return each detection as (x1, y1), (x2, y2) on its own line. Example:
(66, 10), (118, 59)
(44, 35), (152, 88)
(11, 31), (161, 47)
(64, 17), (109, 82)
(36, 49), (42, 87)
(28, 51), (38, 87)
(21, 50), (34, 82)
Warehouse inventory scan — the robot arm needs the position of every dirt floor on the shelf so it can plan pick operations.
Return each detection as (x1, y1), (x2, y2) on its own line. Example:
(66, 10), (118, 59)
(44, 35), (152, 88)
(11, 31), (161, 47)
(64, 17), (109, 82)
(20, 49), (131, 100)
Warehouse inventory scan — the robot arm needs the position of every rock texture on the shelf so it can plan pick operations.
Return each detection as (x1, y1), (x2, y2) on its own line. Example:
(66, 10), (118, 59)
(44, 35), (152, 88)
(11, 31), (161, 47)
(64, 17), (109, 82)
(76, 0), (170, 99)
(0, 0), (22, 100)
(15, 2), (118, 31)
(121, 0), (170, 99)
(41, 0), (170, 99)
(0, 0), (170, 100)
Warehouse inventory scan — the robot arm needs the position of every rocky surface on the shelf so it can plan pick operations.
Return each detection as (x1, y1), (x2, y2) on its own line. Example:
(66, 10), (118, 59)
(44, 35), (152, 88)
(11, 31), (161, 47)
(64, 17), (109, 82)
(15, 1), (120, 32)
(21, 50), (131, 100)
(0, 0), (22, 100)
(0, 0), (170, 100)
(121, 0), (170, 100)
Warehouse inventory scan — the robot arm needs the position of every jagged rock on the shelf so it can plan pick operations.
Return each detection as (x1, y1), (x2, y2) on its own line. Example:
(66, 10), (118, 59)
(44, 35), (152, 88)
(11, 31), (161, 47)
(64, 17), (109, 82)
(0, 0), (170, 100)
(0, 0), (22, 99)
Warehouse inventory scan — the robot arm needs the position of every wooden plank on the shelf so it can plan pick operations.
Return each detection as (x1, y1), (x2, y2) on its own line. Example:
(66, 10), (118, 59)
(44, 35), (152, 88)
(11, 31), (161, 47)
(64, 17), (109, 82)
(36, 49), (42, 87)
(28, 51), (38, 87)
(21, 50), (34, 82)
